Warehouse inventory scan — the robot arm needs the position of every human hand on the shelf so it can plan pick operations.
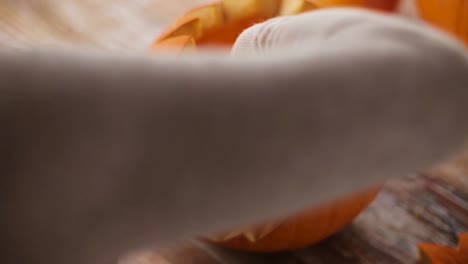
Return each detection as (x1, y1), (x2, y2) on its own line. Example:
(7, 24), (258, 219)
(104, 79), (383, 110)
(1, 8), (467, 264)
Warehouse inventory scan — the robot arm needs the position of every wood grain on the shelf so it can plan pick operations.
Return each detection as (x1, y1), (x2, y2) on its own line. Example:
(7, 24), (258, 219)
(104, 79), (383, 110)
(0, 0), (203, 50)
(120, 167), (468, 264)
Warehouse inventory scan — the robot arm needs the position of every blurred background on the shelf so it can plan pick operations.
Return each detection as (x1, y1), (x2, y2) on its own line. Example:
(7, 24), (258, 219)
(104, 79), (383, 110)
(0, 0), (203, 51)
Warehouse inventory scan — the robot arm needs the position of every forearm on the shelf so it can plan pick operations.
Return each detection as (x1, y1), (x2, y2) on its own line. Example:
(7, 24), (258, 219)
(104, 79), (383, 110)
(1, 10), (468, 264)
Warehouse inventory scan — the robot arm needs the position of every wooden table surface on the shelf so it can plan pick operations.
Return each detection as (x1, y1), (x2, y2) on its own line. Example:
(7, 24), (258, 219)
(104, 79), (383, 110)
(1, 1), (467, 263)
(121, 154), (468, 264)
(0, 0), (203, 50)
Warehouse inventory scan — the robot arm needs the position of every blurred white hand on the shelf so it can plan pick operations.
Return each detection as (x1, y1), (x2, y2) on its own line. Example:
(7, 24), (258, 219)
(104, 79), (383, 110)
(233, 8), (463, 55)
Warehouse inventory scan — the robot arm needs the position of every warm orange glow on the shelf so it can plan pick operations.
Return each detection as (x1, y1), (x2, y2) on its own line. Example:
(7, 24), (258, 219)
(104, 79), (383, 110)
(150, 0), (399, 53)
(417, 0), (468, 45)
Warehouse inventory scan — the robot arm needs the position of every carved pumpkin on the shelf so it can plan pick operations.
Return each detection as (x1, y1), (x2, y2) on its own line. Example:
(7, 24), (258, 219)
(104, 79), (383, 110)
(148, 0), (465, 252)
(205, 186), (381, 252)
(150, 0), (400, 53)
(150, 0), (467, 54)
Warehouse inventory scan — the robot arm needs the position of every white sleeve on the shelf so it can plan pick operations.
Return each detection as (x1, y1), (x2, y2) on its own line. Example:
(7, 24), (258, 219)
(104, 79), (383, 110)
(1, 8), (467, 264)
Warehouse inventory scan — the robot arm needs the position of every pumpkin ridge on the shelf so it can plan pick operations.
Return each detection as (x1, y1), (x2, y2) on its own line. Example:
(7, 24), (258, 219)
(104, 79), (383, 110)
(459, 1), (468, 44)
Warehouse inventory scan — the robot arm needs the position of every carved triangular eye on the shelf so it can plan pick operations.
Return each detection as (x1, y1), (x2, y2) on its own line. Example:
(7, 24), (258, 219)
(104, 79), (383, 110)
(208, 221), (283, 243)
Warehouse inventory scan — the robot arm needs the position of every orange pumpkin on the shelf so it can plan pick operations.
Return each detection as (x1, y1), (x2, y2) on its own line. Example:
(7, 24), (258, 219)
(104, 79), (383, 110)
(205, 186), (381, 252)
(150, 0), (467, 54)
(418, 233), (468, 263)
(150, 0), (400, 53)
(148, 0), (465, 252)
(417, 0), (468, 45)
(149, 0), (389, 253)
